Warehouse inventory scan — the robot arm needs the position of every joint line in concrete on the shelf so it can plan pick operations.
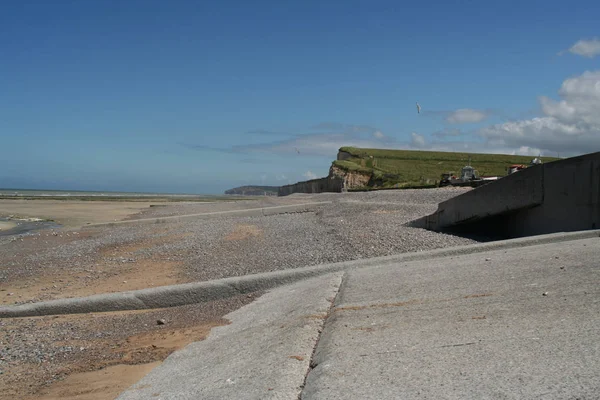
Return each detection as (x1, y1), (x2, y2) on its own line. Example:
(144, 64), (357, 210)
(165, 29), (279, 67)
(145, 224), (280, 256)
(298, 272), (347, 399)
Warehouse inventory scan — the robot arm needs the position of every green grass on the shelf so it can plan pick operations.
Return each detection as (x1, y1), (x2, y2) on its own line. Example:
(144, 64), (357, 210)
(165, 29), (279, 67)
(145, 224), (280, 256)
(335, 147), (560, 188)
(332, 160), (380, 176)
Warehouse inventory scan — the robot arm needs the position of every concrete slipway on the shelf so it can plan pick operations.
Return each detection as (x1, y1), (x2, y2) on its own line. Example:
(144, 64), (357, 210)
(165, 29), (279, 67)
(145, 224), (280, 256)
(111, 231), (599, 400)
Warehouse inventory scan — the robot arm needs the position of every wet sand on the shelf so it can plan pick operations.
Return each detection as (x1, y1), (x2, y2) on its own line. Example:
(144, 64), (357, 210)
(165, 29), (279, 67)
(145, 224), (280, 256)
(0, 200), (176, 228)
(0, 220), (17, 231)
(0, 219), (59, 237)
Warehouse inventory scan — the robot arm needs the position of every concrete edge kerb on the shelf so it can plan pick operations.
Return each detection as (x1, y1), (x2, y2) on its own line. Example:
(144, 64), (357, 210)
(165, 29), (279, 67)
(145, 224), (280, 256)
(88, 202), (333, 226)
(2, 229), (598, 318)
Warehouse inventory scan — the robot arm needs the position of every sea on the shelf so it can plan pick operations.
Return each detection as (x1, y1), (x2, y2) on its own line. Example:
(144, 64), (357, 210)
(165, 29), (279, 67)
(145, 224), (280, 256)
(0, 188), (216, 198)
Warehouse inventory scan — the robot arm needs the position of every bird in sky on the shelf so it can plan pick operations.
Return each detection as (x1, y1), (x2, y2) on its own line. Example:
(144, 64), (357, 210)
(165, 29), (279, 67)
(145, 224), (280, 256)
(294, 147), (300, 154)
(416, 102), (421, 114)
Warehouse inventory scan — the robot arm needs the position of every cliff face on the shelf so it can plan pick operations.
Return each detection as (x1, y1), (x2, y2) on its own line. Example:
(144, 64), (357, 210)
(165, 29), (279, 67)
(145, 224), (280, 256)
(278, 176), (343, 196)
(278, 150), (377, 196)
(329, 165), (371, 189)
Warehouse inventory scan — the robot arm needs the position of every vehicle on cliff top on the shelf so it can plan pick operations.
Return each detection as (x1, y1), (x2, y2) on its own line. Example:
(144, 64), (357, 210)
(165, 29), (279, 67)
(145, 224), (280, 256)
(439, 164), (490, 188)
(440, 156), (545, 187)
(334, 147), (559, 191)
(506, 157), (543, 175)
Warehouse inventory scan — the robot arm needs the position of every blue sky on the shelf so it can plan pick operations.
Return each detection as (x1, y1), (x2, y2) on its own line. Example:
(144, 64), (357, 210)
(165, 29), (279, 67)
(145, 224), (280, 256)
(1, 0), (599, 194)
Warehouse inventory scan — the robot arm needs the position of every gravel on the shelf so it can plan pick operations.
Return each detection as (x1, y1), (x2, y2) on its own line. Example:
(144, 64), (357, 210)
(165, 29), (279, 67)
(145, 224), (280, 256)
(1, 187), (478, 397)
(140, 188), (479, 281)
(0, 294), (257, 400)
(0, 188), (478, 290)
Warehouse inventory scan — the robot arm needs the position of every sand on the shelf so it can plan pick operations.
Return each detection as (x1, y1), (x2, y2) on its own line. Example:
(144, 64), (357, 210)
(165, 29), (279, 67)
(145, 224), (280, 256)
(0, 220), (17, 231)
(0, 231), (189, 306)
(1, 191), (472, 399)
(0, 200), (172, 228)
(0, 198), (262, 400)
(19, 319), (225, 400)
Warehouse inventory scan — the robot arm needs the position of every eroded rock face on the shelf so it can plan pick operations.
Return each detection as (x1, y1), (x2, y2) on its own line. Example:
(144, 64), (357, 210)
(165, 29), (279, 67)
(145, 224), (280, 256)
(278, 150), (373, 195)
(329, 166), (371, 189)
(278, 176), (343, 196)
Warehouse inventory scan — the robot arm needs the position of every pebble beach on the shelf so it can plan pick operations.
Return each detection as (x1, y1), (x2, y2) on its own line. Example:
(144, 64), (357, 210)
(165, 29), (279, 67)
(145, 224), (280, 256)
(0, 187), (477, 399)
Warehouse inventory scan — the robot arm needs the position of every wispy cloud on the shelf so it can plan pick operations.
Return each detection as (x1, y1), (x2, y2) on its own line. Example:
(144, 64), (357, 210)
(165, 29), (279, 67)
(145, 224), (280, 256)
(185, 84), (600, 163)
(373, 130), (385, 139)
(310, 122), (378, 134)
(560, 38), (600, 58)
(184, 123), (398, 158)
(239, 158), (280, 164)
(303, 170), (318, 180)
(432, 128), (464, 138)
(410, 132), (426, 148)
(420, 108), (493, 124)
(246, 129), (291, 136)
(246, 129), (399, 157)
(180, 143), (240, 154)
(446, 108), (490, 124)
(430, 141), (544, 157)
(237, 133), (348, 156)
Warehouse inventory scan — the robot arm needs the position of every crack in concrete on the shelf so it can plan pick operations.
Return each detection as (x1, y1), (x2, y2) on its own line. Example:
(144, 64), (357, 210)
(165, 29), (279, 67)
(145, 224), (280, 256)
(297, 272), (347, 399)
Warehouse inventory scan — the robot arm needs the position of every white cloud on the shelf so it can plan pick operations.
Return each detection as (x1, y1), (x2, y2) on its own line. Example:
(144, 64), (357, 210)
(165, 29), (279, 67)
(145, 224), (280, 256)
(303, 170), (318, 180)
(410, 132), (426, 148)
(275, 174), (287, 181)
(446, 109), (489, 124)
(540, 70), (600, 126)
(566, 38), (600, 58)
(477, 70), (600, 155)
(512, 146), (544, 156)
(373, 130), (385, 139)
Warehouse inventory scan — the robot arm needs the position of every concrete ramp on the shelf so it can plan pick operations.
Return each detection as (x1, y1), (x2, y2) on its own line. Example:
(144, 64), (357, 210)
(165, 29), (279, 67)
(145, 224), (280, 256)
(413, 151), (600, 238)
(116, 232), (600, 399)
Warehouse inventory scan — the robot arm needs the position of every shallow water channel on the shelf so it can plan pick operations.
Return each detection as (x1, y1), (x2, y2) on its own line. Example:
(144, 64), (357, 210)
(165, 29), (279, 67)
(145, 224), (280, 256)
(0, 218), (61, 237)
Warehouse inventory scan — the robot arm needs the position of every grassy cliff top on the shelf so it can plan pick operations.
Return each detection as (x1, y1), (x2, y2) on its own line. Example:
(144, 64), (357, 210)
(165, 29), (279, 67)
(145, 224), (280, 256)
(338, 146), (555, 164)
(334, 147), (560, 189)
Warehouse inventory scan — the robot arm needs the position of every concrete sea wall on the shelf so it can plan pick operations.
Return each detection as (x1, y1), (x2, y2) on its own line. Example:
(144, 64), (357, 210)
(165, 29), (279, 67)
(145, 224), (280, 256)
(413, 151), (600, 238)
